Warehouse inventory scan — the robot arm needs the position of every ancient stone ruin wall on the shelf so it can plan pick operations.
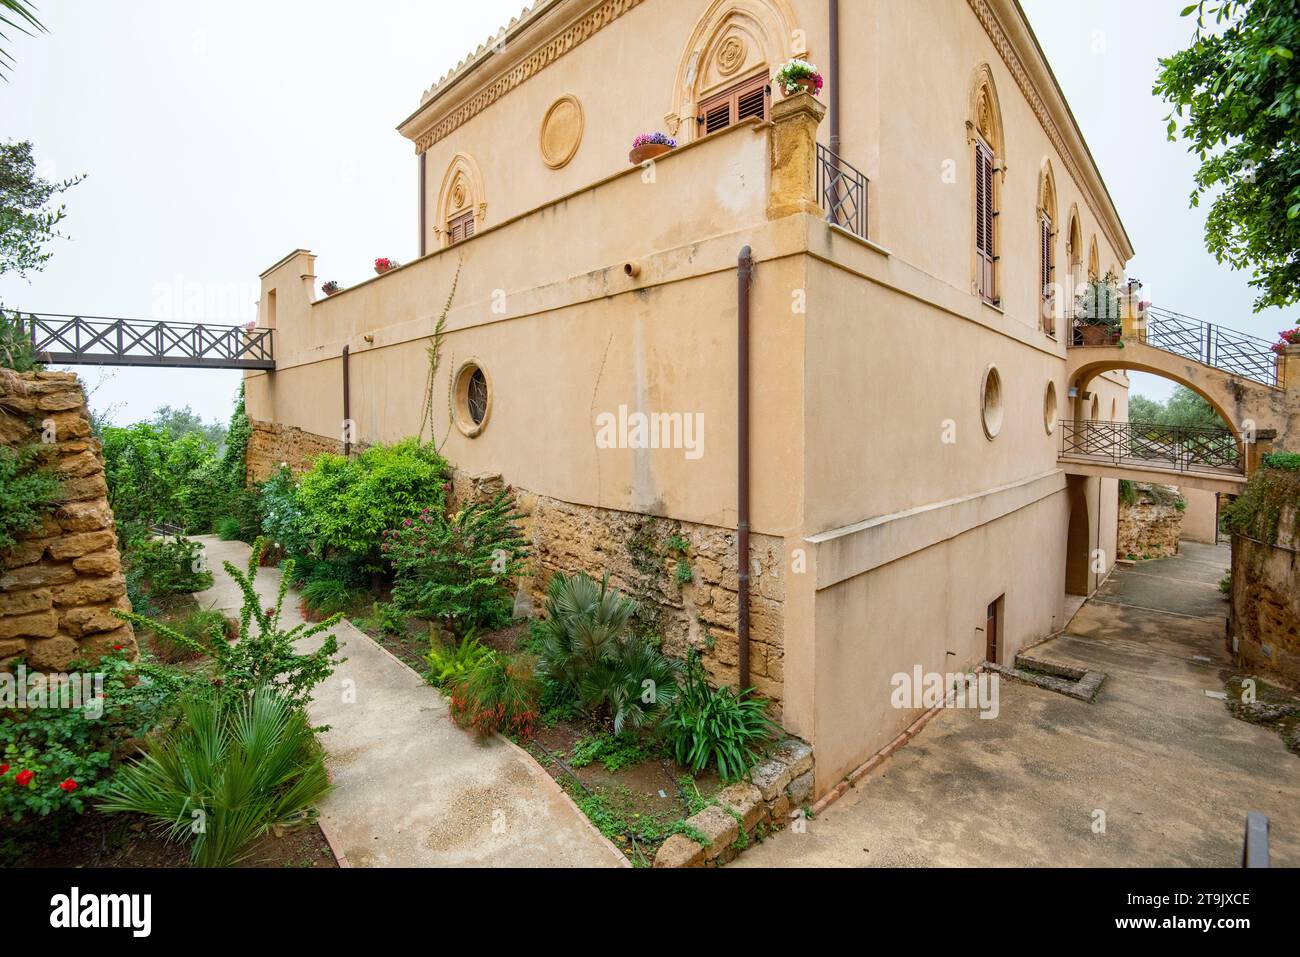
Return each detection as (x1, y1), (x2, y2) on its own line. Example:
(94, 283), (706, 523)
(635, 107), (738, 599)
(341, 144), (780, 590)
(1231, 512), (1300, 690)
(245, 418), (345, 483)
(0, 371), (135, 671)
(450, 471), (787, 715)
(1118, 483), (1185, 560)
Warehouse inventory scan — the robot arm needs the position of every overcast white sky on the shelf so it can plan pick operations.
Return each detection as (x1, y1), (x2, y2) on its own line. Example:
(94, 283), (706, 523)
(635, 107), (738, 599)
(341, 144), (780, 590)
(1, 0), (1294, 426)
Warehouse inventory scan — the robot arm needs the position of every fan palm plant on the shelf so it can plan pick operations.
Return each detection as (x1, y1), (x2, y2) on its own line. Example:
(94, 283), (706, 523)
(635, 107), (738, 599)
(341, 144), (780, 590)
(536, 571), (636, 696)
(98, 686), (330, 868)
(0, 1), (43, 78)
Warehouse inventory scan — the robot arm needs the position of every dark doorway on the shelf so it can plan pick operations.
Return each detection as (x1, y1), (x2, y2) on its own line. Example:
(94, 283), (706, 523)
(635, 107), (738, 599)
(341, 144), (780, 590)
(986, 596), (1003, 665)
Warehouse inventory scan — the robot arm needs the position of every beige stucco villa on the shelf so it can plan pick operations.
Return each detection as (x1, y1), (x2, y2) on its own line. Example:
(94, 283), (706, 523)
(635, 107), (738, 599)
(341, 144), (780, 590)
(245, 0), (1143, 796)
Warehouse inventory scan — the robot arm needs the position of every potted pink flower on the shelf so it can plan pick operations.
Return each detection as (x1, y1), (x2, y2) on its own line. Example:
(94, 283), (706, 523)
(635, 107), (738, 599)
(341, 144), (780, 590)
(1270, 328), (1300, 355)
(629, 132), (676, 165)
(773, 59), (824, 97)
(374, 257), (399, 275)
(321, 280), (341, 296)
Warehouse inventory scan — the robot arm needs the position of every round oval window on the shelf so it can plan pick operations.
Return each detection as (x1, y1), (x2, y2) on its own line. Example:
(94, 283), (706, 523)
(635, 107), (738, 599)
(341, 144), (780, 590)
(1044, 380), (1058, 435)
(453, 361), (491, 437)
(981, 365), (1004, 440)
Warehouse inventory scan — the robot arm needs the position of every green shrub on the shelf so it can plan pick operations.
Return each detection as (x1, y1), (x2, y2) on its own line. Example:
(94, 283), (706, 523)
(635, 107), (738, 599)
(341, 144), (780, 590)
(661, 656), (778, 782)
(535, 571), (679, 732)
(1262, 450), (1300, 471)
(0, 309), (40, 371)
(296, 440), (448, 567)
(447, 653), (541, 739)
(0, 650), (188, 829)
(1223, 466), (1300, 545)
(0, 444), (58, 551)
(258, 466), (313, 559)
(300, 577), (356, 618)
(145, 607), (228, 664)
(215, 516), (243, 541)
(101, 422), (226, 533)
(115, 538), (344, 710)
(536, 571), (637, 698)
(425, 632), (494, 687)
(123, 535), (214, 600)
(98, 686), (330, 867)
(384, 489), (529, 632)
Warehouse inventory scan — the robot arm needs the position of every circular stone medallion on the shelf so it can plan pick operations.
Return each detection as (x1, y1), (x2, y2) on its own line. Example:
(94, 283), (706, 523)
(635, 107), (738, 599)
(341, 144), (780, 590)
(539, 95), (583, 170)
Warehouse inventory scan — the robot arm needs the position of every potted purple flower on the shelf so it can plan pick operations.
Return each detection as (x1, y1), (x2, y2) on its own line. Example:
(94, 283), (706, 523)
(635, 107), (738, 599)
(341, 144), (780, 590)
(321, 280), (341, 296)
(629, 132), (676, 165)
(773, 59), (824, 97)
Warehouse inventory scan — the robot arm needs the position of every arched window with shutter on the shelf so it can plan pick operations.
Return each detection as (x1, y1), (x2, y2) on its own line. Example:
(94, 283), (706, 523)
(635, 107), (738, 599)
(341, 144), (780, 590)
(968, 65), (1004, 306)
(1038, 159), (1058, 335)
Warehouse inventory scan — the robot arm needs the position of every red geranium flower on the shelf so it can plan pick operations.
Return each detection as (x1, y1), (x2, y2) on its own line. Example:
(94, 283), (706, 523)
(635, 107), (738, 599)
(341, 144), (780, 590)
(0, 764), (9, 775)
(113, 644), (124, 651)
(59, 779), (77, 792)
(15, 770), (34, 787)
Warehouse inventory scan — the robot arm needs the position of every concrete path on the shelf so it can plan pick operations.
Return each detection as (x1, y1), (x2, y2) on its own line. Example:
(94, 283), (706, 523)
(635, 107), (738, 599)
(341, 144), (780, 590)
(735, 541), (1300, 867)
(191, 537), (626, 868)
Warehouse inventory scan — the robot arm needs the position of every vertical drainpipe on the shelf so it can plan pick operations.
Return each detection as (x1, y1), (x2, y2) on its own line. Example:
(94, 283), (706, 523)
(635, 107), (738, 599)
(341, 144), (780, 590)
(828, 0), (841, 156)
(342, 344), (351, 458)
(419, 152), (427, 258)
(737, 246), (754, 693)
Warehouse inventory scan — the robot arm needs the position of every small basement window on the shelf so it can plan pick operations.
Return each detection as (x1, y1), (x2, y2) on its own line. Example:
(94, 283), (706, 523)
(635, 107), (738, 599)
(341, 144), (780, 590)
(453, 361), (491, 437)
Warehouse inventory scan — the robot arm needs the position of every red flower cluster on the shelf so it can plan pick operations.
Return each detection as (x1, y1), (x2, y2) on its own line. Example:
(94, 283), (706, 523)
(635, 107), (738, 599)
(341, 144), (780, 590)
(59, 779), (78, 792)
(15, 770), (34, 788)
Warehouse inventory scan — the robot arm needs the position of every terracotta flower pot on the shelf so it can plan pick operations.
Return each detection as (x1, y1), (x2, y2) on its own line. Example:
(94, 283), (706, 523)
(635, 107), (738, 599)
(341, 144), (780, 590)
(1079, 324), (1114, 346)
(374, 263), (393, 276)
(790, 76), (818, 96)
(629, 142), (672, 165)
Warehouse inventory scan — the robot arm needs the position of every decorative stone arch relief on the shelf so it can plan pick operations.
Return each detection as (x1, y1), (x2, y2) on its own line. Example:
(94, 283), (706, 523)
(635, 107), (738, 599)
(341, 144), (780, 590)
(966, 63), (1006, 159)
(434, 153), (487, 248)
(1037, 158), (1057, 223)
(664, 0), (804, 140)
(1088, 235), (1100, 280)
(1065, 204), (1084, 301)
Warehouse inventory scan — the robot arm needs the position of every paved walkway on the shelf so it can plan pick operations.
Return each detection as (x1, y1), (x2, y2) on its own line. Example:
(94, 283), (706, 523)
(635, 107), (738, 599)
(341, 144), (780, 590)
(191, 537), (626, 868)
(735, 541), (1300, 867)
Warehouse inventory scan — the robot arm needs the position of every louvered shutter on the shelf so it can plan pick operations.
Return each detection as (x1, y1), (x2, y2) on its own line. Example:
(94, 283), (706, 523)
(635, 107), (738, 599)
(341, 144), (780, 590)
(448, 211), (474, 245)
(975, 140), (996, 302)
(698, 74), (770, 134)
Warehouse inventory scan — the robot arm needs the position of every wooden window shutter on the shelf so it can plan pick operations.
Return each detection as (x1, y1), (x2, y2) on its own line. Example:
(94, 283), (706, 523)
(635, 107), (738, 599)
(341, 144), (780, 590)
(698, 74), (770, 134)
(448, 210), (474, 245)
(975, 139), (997, 302)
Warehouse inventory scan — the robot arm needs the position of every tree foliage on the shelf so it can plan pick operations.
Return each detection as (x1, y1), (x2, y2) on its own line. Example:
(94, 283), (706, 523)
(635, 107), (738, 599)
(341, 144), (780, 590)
(1127, 385), (1228, 430)
(0, 1), (43, 79)
(1155, 0), (1300, 311)
(0, 140), (82, 277)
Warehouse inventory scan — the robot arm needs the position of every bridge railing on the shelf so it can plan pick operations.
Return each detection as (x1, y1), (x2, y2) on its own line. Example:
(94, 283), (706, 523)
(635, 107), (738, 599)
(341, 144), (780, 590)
(1069, 304), (1279, 389)
(1059, 418), (1244, 476)
(11, 311), (275, 370)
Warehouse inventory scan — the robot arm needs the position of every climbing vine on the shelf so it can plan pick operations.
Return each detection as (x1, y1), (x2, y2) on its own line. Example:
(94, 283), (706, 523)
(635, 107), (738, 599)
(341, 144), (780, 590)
(417, 260), (463, 448)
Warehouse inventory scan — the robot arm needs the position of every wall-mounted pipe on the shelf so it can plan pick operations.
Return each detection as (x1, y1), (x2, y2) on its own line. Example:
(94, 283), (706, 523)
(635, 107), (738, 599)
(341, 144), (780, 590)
(829, 0), (841, 155)
(623, 261), (642, 279)
(737, 246), (754, 693)
(342, 344), (352, 457)
(419, 153), (427, 258)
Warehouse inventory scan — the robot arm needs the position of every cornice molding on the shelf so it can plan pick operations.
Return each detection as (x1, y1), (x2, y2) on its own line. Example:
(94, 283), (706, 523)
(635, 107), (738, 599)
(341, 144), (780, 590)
(401, 0), (646, 154)
(967, 0), (1134, 261)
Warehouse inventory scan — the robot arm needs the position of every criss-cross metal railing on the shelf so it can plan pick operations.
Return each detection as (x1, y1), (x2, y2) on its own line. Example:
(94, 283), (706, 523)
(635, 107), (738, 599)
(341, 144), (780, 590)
(1145, 307), (1278, 388)
(817, 142), (868, 240)
(11, 311), (275, 370)
(1059, 418), (1244, 476)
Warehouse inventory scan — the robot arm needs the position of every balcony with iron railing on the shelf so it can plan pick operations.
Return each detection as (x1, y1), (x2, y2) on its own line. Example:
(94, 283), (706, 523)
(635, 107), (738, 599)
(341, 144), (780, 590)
(1068, 296), (1280, 389)
(816, 142), (869, 241)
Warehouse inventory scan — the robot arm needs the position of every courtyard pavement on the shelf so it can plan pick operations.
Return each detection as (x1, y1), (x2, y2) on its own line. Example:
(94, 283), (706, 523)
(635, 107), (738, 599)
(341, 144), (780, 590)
(734, 541), (1300, 867)
(191, 537), (626, 868)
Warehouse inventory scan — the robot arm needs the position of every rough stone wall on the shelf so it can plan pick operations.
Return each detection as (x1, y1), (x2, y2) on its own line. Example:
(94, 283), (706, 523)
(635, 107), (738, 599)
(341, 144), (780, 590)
(0, 371), (136, 671)
(1118, 483), (1185, 560)
(449, 471), (786, 714)
(1231, 520), (1300, 690)
(245, 418), (345, 483)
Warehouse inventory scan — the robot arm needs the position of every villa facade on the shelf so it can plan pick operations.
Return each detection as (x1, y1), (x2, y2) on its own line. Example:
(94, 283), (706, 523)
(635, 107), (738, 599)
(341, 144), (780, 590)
(245, 0), (1138, 795)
